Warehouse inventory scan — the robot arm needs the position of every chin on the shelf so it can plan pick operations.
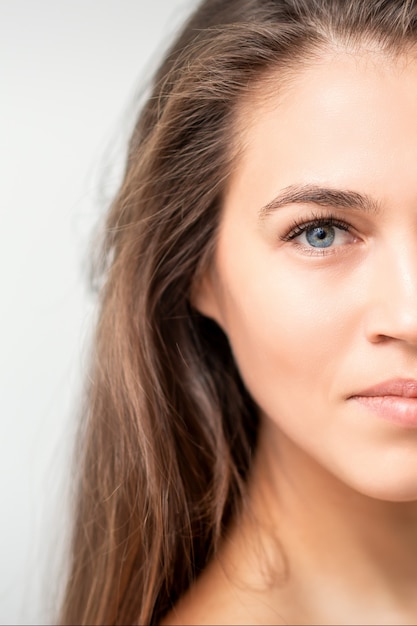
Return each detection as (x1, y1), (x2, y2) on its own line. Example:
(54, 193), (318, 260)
(341, 463), (417, 503)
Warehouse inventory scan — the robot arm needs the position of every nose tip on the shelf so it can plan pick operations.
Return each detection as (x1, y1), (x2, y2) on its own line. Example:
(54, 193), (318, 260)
(365, 256), (417, 345)
(368, 311), (417, 345)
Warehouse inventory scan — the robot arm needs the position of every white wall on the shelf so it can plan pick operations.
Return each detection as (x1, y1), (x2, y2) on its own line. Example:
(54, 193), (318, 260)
(0, 1), (198, 622)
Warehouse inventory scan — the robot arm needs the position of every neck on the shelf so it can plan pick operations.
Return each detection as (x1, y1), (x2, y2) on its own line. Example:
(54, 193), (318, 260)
(221, 417), (417, 624)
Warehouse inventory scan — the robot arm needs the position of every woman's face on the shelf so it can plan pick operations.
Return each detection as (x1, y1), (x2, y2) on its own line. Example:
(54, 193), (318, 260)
(196, 49), (417, 501)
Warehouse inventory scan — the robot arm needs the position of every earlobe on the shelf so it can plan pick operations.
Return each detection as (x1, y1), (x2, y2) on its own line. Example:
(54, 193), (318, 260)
(191, 268), (226, 331)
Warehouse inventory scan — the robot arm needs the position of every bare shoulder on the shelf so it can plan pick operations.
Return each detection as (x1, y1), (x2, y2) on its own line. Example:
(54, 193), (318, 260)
(160, 555), (287, 626)
(161, 584), (261, 626)
(160, 558), (243, 625)
(161, 515), (290, 626)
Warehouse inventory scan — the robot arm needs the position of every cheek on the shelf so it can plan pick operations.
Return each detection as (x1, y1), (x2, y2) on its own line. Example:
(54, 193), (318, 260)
(215, 237), (358, 422)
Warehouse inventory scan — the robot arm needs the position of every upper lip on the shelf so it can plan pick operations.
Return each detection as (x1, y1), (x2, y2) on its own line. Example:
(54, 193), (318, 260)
(351, 378), (417, 398)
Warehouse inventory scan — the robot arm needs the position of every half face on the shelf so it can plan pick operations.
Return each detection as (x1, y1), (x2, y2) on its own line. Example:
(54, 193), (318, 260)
(195, 50), (417, 501)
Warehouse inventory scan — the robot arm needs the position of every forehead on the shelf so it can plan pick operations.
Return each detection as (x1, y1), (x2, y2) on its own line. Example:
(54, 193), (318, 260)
(226, 50), (417, 212)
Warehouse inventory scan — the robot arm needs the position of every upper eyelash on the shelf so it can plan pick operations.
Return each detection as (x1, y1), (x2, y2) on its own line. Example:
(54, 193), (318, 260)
(279, 213), (351, 242)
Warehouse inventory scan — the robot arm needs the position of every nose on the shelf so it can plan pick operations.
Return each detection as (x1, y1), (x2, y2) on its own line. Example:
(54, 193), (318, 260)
(364, 243), (417, 346)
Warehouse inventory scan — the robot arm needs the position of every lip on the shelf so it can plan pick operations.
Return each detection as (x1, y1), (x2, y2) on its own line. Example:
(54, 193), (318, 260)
(349, 378), (417, 428)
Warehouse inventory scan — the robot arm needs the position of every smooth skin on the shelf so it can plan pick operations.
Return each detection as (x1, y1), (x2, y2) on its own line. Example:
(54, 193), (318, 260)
(164, 49), (417, 625)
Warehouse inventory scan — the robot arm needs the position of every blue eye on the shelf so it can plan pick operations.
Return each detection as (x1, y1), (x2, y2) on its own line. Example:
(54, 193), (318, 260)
(305, 225), (335, 248)
(281, 216), (355, 252)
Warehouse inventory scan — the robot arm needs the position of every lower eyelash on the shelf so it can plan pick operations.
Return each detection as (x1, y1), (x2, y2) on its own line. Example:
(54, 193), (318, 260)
(280, 214), (350, 242)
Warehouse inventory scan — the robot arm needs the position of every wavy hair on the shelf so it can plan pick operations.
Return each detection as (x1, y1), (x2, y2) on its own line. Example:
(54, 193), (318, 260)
(59, 1), (417, 623)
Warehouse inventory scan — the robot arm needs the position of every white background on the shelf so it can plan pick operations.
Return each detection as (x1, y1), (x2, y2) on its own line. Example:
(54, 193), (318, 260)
(0, 1), (198, 622)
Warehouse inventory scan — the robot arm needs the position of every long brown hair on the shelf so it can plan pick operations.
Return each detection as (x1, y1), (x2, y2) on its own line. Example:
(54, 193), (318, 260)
(59, 1), (417, 623)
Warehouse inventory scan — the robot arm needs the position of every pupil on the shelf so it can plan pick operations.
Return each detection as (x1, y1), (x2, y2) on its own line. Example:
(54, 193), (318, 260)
(306, 225), (335, 248)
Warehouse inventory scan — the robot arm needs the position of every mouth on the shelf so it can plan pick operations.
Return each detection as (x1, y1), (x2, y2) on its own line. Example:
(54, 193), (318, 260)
(349, 379), (417, 428)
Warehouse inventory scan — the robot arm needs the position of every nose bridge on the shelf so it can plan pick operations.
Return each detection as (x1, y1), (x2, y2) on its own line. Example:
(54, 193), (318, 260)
(367, 238), (417, 342)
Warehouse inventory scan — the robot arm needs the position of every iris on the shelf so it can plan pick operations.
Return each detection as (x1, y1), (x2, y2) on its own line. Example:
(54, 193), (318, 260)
(306, 225), (335, 248)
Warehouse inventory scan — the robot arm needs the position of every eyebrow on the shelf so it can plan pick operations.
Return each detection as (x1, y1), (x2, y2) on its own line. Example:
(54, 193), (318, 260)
(258, 184), (381, 220)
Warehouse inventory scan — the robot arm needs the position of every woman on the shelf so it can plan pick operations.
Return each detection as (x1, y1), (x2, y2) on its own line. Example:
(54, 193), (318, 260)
(59, 0), (417, 623)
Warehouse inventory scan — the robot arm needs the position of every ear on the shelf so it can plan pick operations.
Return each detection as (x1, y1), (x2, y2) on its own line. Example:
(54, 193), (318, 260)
(191, 266), (226, 331)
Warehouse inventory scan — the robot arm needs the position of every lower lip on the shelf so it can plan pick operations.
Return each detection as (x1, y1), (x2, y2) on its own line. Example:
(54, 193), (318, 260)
(352, 396), (417, 428)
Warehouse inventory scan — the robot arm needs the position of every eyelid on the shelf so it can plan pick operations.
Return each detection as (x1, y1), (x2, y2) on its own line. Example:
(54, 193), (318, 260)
(280, 213), (352, 243)
(277, 211), (362, 257)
